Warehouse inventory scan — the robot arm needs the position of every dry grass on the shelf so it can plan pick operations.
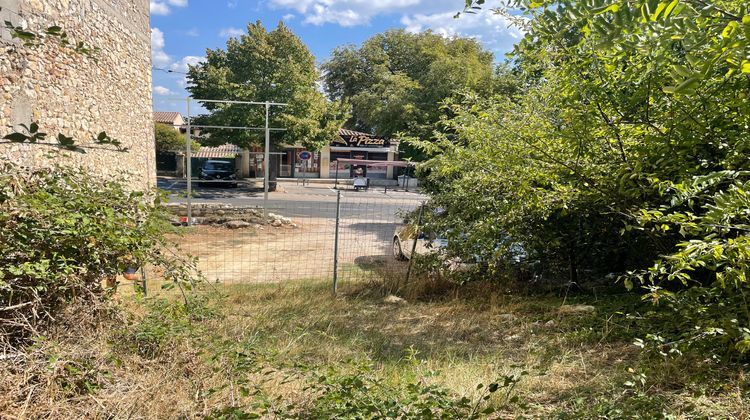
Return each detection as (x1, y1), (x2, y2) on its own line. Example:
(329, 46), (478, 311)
(0, 278), (747, 418)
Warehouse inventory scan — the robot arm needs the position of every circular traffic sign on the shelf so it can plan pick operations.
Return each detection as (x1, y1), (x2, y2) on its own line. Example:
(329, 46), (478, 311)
(298, 150), (312, 160)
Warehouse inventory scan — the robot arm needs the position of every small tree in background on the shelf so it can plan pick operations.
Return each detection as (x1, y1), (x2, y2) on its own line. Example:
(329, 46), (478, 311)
(154, 123), (198, 153)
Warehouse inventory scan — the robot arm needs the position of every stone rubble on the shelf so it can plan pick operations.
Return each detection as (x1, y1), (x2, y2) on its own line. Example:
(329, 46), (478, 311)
(163, 203), (297, 229)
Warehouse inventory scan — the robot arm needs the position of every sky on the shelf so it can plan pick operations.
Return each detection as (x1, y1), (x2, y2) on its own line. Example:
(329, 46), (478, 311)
(150, 0), (525, 113)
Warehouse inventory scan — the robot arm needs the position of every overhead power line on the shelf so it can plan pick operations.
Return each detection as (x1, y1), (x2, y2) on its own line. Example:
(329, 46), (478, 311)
(153, 66), (186, 75)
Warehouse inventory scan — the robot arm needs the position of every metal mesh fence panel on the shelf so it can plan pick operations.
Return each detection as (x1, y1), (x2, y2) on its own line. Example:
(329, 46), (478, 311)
(149, 180), (424, 289)
(336, 192), (422, 287)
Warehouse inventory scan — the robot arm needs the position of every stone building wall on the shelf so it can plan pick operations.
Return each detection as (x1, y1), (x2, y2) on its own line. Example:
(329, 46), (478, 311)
(0, 0), (155, 189)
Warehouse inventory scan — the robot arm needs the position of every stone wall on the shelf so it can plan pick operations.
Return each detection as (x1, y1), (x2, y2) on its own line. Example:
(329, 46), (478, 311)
(0, 0), (155, 190)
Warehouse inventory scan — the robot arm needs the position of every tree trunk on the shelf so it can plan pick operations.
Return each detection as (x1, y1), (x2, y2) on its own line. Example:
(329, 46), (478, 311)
(268, 146), (279, 192)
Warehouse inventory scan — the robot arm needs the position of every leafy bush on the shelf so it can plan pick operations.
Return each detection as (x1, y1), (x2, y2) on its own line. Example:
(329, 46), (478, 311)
(0, 161), (200, 349)
(627, 172), (750, 356)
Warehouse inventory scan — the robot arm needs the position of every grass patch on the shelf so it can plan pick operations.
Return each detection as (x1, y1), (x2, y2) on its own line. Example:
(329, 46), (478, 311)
(1, 279), (747, 417)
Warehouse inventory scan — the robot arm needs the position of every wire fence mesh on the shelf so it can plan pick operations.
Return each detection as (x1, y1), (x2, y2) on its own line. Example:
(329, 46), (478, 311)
(149, 180), (425, 290)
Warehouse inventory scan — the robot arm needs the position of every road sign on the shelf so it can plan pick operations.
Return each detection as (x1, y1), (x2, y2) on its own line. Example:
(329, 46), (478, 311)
(298, 150), (312, 161)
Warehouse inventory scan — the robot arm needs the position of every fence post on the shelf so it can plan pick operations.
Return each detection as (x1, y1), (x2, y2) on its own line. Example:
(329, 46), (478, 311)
(403, 203), (425, 288)
(332, 189), (342, 294)
(185, 98), (193, 225)
(139, 266), (147, 297)
(263, 101), (270, 219)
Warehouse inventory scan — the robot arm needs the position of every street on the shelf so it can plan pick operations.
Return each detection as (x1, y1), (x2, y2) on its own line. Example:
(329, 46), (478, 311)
(158, 177), (426, 220)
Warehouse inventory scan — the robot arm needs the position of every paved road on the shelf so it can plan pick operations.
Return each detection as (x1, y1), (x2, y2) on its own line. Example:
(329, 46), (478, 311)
(158, 178), (426, 220)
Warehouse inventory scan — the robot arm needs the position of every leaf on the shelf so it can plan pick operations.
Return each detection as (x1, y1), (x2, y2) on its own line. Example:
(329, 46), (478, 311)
(57, 133), (75, 145)
(3, 132), (29, 142)
(674, 77), (699, 93)
(741, 60), (750, 74)
(651, 2), (667, 21)
(45, 26), (62, 35)
(721, 21), (738, 39)
(662, 0), (679, 19)
(593, 3), (620, 15)
(673, 64), (692, 78)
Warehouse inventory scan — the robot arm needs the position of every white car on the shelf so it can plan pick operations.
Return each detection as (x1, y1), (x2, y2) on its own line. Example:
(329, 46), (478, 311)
(392, 219), (526, 274)
(392, 224), (448, 261)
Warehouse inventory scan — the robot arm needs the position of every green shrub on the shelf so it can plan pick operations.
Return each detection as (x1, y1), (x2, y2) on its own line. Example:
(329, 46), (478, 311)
(207, 359), (527, 419)
(0, 161), (200, 349)
(155, 122), (199, 153)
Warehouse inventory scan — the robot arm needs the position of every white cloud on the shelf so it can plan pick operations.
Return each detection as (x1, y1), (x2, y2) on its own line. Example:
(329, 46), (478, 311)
(153, 85), (174, 95)
(150, 1), (170, 15)
(151, 27), (171, 67)
(401, 11), (525, 55)
(219, 27), (245, 37)
(150, 0), (188, 16)
(282, 14), (296, 21)
(267, 0), (524, 55)
(170, 55), (204, 73)
(269, 0), (449, 26)
(185, 28), (199, 37)
(227, 0), (238, 8)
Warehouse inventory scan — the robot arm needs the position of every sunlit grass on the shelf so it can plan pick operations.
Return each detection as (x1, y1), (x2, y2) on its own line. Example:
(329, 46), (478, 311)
(3, 277), (746, 417)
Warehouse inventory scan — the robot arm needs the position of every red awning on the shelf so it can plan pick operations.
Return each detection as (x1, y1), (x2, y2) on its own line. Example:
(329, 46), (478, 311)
(334, 158), (414, 168)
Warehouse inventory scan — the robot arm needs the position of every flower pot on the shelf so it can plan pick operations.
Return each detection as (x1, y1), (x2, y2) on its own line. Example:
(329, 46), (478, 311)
(123, 266), (140, 281)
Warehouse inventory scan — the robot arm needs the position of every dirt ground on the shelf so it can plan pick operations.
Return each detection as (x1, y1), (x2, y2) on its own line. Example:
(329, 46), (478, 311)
(171, 217), (408, 284)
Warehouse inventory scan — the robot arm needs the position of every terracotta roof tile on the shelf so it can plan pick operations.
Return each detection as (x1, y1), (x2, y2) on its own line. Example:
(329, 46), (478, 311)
(194, 143), (242, 158)
(153, 111), (183, 125)
(339, 128), (377, 138)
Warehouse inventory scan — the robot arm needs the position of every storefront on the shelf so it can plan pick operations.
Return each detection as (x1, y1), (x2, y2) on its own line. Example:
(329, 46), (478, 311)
(281, 129), (398, 179)
(280, 148), (321, 178)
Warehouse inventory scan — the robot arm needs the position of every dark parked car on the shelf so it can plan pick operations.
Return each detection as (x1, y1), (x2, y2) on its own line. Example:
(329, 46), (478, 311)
(199, 160), (237, 187)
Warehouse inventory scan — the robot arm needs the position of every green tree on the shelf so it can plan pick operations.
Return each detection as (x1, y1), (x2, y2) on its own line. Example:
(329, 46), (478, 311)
(186, 21), (345, 149)
(154, 123), (198, 153)
(322, 30), (497, 159)
(186, 21), (346, 188)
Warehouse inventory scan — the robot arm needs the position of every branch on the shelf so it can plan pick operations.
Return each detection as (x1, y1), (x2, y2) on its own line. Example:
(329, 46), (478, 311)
(595, 101), (627, 163)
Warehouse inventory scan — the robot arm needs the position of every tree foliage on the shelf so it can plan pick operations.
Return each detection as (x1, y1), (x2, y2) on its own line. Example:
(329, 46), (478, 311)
(186, 21), (346, 150)
(416, 0), (749, 355)
(322, 30), (498, 158)
(154, 123), (198, 153)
